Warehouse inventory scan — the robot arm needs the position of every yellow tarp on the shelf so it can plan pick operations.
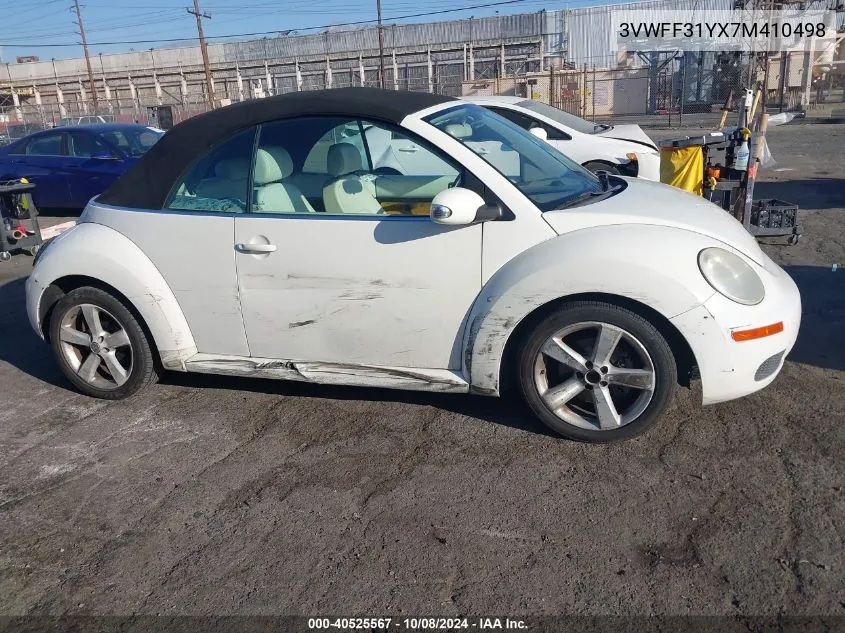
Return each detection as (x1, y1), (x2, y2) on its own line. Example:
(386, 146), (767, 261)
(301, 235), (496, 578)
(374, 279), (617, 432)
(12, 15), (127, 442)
(660, 146), (704, 196)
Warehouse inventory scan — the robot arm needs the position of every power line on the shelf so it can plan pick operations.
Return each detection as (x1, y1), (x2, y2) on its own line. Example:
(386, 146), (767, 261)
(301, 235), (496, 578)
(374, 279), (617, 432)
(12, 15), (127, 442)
(0, 0), (530, 47)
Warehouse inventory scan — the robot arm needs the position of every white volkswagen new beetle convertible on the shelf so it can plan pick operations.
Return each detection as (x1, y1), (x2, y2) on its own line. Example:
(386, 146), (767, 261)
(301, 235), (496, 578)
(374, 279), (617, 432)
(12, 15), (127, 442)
(463, 95), (661, 181)
(26, 88), (801, 441)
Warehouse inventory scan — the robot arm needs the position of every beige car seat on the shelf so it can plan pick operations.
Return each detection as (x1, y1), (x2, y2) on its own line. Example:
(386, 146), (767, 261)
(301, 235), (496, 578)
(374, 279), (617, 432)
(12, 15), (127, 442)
(195, 156), (250, 203)
(253, 146), (315, 214)
(322, 143), (382, 215)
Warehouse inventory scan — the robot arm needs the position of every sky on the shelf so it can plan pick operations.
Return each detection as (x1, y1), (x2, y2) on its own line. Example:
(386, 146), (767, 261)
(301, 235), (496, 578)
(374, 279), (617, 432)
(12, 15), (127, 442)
(0, 0), (606, 63)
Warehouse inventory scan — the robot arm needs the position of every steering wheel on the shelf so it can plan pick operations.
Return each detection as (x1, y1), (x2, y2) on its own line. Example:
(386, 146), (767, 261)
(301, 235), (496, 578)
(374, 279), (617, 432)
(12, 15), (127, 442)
(372, 166), (403, 176)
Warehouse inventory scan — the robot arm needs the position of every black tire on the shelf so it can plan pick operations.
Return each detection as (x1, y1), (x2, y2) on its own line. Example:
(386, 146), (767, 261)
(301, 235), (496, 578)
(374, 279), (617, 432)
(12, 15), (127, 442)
(582, 161), (622, 176)
(49, 286), (160, 400)
(517, 301), (677, 442)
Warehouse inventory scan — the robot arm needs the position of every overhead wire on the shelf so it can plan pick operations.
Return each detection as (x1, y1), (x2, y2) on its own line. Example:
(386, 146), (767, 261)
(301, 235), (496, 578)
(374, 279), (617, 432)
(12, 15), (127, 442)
(0, 0), (532, 47)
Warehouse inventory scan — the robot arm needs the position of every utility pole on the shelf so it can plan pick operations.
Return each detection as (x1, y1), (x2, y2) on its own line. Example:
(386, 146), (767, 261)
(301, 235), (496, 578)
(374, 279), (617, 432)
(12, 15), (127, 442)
(188, 0), (216, 110)
(72, 0), (99, 114)
(376, 0), (386, 88)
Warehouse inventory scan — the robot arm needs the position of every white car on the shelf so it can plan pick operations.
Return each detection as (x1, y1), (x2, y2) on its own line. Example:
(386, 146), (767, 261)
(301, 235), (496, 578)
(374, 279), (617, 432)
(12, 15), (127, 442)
(463, 95), (661, 181)
(26, 88), (800, 442)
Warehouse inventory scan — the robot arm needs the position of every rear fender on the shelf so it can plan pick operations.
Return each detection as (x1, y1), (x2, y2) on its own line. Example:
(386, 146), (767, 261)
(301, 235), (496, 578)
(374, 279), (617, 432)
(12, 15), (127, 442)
(28, 222), (197, 370)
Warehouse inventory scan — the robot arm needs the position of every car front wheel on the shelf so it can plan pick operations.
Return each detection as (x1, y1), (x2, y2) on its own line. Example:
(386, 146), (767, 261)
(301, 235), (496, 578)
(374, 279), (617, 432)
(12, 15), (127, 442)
(49, 286), (159, 400)
(517, 301), (677, 442)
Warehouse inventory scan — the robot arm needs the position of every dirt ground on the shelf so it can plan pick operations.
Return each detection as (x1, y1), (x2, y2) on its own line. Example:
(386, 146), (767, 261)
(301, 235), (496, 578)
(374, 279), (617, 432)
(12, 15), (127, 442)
(0, 123), (843, 619)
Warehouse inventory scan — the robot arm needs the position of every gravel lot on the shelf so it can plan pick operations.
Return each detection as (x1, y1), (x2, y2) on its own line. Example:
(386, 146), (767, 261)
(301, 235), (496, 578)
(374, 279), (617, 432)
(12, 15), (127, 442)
(0, 123), (843, 618)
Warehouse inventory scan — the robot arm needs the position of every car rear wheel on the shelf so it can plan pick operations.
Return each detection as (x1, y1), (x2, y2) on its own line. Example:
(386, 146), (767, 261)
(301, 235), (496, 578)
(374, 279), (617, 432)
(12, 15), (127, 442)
(49, 286), (159, 400)
(517, 301), (677, 442)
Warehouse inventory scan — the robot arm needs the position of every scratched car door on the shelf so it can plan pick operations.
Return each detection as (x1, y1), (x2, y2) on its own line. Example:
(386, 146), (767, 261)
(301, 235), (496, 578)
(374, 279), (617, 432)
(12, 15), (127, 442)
(234, 116), (482, 370)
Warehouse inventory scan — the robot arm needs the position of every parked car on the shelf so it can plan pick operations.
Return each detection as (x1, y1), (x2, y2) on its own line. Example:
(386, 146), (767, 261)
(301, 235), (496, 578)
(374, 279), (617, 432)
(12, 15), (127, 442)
(26, 88), (801, 442)
(0, 124), (164, 210)
(463, 95), (661, 180)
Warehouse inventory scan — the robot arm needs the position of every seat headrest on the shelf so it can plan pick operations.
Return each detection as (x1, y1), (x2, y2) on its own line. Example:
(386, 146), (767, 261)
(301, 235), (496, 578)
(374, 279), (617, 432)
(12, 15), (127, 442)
(214, 157), (250, 180)
(444, 122), (472, 139)
(327, 143), (363, 177)
(253, 146), (294, 185)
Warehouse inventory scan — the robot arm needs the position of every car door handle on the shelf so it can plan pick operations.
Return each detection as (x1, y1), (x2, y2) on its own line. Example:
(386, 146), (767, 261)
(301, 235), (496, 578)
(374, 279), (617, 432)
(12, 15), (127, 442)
(398, 146), (419, 152)
(235, 243), (277, 254)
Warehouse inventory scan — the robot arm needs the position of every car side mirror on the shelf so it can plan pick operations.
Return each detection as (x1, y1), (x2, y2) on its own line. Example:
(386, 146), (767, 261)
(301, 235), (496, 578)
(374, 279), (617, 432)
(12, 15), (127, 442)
(430, 187), (501, 226)
(530, 126), (548, 141)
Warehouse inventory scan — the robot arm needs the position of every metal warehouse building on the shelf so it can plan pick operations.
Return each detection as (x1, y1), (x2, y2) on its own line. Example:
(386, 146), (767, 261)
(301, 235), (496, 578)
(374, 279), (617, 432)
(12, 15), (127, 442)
(2, 0), (842, 127)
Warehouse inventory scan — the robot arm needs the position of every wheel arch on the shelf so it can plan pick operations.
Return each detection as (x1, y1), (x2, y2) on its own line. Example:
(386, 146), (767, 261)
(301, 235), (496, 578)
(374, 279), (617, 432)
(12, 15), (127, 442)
(39, 276), (161, 365)
(497, 292), (699, 396)
(464, 224), (719, 397)
(29, 222), (197, 371)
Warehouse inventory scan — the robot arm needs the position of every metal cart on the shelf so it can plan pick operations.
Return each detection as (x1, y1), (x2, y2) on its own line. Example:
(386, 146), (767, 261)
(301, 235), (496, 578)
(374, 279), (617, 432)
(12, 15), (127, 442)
(660, 131), (802, 244)
(746, 198), (803, 245)
(0, 179), (44, 261)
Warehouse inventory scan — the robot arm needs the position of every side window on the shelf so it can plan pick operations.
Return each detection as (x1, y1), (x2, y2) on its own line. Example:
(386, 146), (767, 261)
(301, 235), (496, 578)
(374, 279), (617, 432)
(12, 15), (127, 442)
(9, 140), (27, 155)
(489, 106), (535, 130)
(301, 120), (368, 175)
(26, 133), (64, 156)
(326, 119), (461, 217)
(489, 107), (570, 141)
(165, 128), (255, 213)
(68, 132), (114, 158)
(246, 116), (462, 218)
(253, 117), (354, 214)
(364, 121), (459, 178)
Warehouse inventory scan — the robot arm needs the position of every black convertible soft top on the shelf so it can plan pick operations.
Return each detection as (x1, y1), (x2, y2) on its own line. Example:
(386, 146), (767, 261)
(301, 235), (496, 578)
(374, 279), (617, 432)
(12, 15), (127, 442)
(98, 87), (455, 210)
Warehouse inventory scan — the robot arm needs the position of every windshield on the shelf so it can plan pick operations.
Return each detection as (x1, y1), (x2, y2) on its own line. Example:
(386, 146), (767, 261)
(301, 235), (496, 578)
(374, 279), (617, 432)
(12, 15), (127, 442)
(517, 100), (609, 135)
(425, 104), (601, 212)
(100, 127), (164, 157)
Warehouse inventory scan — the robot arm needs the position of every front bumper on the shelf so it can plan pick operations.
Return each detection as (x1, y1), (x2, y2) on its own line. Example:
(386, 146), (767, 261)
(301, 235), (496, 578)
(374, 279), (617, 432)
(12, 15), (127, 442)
(670, 253), (801, 405)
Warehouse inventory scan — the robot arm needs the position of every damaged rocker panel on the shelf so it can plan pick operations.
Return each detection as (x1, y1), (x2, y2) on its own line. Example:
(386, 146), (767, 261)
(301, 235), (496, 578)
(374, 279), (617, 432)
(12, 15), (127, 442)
(183, 354), (470, 393)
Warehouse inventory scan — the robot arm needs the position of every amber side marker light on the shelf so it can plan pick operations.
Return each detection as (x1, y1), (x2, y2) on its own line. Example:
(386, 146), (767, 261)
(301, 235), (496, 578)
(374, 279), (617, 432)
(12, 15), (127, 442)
(731, 322), (784, 342)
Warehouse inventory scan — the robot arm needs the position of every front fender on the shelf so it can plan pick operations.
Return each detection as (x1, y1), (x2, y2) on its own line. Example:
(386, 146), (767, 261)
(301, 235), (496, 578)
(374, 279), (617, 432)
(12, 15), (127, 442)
(464, 224), (721, 394)
(26, 222), (197, 370)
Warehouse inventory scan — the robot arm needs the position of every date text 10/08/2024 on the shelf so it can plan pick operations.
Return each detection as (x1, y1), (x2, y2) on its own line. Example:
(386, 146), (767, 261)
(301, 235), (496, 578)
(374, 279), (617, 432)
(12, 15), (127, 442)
(307, 618), (528, 630)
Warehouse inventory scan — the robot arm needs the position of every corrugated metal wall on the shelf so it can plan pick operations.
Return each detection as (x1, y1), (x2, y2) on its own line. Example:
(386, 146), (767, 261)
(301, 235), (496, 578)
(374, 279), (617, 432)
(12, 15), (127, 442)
(220, 13), (544, 63)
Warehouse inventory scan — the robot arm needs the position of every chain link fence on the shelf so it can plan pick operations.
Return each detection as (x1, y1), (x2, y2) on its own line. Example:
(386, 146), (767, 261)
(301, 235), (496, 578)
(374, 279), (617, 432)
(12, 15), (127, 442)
(2, 40), (840, 143)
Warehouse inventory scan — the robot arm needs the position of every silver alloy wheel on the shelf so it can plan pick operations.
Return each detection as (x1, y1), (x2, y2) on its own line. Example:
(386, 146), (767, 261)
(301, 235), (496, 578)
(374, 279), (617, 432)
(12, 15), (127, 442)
(533, 321), (656, 431)
(58, 303), (133, 390)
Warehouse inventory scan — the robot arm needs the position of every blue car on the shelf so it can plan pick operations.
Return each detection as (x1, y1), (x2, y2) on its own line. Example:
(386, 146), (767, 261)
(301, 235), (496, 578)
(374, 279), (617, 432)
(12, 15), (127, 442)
(0, 124), (164, 211)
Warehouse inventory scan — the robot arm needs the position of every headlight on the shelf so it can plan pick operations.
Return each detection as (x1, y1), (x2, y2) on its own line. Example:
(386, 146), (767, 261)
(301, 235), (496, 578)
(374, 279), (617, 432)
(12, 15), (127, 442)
(698, 247), (765, 305)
